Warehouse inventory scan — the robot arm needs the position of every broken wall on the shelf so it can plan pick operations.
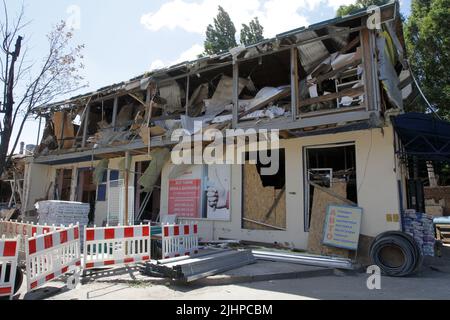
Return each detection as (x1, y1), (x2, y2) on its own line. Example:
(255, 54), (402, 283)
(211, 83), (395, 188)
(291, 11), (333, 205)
(22, 162), (52, 214)
(53, 112), (75, 149)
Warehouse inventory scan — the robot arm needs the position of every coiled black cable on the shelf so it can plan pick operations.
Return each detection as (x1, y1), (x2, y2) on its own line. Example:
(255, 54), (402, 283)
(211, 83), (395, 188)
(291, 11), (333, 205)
(370, 231), (422, 277)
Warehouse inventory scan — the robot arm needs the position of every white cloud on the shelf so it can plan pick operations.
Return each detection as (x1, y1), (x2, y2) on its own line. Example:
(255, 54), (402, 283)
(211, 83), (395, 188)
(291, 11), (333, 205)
(141, 0), (265, 35)
(150, 59), (166, 71)
(142, 0), (307, 38)
(145, 0), (360, 70)
(174, 44), (204, 64)
(150, 44), (204, 71)
(141, 0), (359, 38)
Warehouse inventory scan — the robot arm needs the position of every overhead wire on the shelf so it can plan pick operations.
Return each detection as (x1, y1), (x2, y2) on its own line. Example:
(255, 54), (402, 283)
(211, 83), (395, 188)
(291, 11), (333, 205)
(408, 65), (442, 120)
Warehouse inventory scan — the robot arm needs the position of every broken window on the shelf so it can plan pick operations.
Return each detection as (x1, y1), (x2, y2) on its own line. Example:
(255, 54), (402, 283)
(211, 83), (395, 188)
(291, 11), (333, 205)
(242, 149), (287, 231)
(304, 144), (358, 231)
(54, 169), (72, 201)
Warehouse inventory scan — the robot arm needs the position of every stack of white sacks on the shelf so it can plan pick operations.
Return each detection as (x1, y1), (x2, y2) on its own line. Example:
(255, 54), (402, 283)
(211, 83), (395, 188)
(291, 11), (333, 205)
(403, 209), (436, 257)
(35, 201), (90, 247)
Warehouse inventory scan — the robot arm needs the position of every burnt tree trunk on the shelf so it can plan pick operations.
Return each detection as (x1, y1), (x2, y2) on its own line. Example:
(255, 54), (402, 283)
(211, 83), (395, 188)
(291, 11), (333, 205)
(0, 36), (23, 177)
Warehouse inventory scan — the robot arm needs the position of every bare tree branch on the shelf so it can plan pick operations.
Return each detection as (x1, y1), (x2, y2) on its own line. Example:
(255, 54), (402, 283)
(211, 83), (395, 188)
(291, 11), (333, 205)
(0, 2), (85, 176)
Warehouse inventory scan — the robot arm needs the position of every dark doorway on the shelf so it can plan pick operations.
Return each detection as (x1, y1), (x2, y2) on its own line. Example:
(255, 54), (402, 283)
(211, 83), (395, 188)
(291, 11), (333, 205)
(54, 169), (73, 201)
(76, 168), (97, 224)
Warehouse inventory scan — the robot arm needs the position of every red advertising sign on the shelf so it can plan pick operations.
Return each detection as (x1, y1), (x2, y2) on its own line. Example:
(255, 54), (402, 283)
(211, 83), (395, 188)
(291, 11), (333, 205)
(168, 179), (202, 218)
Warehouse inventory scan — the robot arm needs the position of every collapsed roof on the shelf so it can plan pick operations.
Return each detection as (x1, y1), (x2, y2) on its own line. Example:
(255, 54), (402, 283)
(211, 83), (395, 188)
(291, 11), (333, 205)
(30, 1), (418, 165)
(33, 1), (404, 115)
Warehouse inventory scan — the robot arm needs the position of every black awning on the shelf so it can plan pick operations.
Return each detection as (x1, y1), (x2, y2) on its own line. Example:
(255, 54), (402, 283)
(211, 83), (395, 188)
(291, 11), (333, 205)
(392, 113), (450, 162)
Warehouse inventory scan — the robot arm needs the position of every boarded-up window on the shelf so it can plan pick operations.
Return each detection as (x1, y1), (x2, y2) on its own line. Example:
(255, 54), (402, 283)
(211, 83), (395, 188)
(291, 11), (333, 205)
(242, 150), (286, 230)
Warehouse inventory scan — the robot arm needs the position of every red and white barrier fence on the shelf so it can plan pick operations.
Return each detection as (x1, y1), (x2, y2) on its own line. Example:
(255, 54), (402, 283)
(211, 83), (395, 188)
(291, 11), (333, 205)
(83, 224), (151, 270)
(0, 236), (20, 299)
(1, 219), (200, 294)
(25, 225), (81, 292)
(0, 219), (57, 252)
(162, 224), (199, 259)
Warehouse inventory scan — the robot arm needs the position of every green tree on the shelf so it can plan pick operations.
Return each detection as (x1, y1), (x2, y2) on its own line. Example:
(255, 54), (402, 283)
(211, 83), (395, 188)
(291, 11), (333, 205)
(204, 6), (237, 55)
(336, 0), (390, 17)
(404, 0), (450, 120)
(240, 17), (264, 46)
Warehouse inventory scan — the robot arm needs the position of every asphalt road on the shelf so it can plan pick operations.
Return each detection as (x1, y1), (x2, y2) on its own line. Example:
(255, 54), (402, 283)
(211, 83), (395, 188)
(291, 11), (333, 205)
(11, 246), (450, 301)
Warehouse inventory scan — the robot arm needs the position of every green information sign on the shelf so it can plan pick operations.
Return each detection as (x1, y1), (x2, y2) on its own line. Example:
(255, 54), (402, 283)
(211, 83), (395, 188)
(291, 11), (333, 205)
(323, 205), (363, 251)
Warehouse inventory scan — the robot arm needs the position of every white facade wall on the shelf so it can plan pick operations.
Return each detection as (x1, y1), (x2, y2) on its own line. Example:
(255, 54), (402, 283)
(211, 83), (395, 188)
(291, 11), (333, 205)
(24, 126), (404, 250)
(160, 126), (403, 250)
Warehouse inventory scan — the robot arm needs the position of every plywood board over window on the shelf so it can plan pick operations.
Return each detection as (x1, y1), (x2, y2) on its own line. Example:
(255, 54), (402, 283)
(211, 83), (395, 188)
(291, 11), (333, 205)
(242, 150), (286, 231)
(307, 180), (350, 258)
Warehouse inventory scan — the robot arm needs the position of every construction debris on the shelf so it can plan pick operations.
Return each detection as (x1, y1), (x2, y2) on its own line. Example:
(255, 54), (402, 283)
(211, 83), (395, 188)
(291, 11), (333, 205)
(52, 111), (75, 149)
(188, 83), (209, 117)
(143, 249), (256, 283)
(137, 148), (171, 193)
(160, 80), (184, 114)
(0, 208), (20, 221)
(205, 75), (248, 116)
(252, 250), (356, 270)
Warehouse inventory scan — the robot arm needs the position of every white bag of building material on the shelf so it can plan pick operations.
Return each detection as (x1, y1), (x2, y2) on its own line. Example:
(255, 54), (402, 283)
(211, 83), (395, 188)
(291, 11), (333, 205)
(35, 201), (90, 249)
(35, 201), (90, 225)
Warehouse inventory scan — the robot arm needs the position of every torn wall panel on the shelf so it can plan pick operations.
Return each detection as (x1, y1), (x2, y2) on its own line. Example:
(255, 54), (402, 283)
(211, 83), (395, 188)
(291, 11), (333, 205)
(160, 80), (183, 114)
(296, 31), (330, 74)
(205, 75), (249, 116)
(52, 112), (75, 149)
(188, 83), (209, 117)
(377, 33), (403, 110)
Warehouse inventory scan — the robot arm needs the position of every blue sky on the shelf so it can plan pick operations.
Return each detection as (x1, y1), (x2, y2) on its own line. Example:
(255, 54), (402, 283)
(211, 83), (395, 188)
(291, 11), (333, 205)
(3, 0), (411, 151)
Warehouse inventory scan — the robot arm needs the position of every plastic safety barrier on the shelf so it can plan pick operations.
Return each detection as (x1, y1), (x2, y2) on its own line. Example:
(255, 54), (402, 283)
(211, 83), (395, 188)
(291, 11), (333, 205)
(25, 225), (81, 291)
(83, 224), (151, 270)
(0, 236), (20, 299)
(162, 224), (199, 259)
(0, 219), (57, 252)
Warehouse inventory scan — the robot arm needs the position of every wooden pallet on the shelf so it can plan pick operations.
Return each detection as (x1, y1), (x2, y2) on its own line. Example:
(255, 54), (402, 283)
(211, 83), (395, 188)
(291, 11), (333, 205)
(436, 224), (450, 244)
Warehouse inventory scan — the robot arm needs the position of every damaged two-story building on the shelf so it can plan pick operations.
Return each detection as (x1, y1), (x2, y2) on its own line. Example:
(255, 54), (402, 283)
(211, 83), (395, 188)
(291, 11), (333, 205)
(20, 1), (449, 261)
